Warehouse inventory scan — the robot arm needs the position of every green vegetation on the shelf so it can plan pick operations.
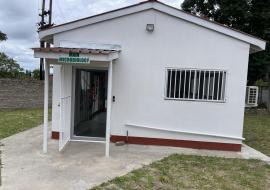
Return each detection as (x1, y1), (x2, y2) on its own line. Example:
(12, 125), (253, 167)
(0, 108), (51, 139)
(244, 113), (270, 156)
(0, 31), (7, 41)
(92, 154), (270, 190)
(182, 0), (270, 84)
(0, 31), (23, 79)
(0, 30), (38, 79)
(92, 113), (270, 190)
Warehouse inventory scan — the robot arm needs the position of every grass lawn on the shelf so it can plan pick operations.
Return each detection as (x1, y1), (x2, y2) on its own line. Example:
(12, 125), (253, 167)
(92, 154), (270, 190)
(244, 113), (270, 156)
(0, 108), (51, 139)
(93, 113), (270, 190)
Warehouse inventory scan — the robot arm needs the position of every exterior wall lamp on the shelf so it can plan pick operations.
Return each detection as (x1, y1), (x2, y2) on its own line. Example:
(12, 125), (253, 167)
(146, 24), (155, 32)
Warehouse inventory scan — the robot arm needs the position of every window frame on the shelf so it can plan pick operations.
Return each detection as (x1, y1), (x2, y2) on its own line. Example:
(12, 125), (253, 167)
(164, 67), (228, 103)
(246, 86), (258, 107)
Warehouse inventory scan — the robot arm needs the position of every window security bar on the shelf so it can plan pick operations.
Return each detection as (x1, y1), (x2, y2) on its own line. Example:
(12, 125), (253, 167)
(165, 68), (227, 102)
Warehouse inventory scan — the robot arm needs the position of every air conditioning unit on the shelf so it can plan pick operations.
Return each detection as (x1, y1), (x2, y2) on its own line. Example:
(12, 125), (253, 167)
(245, 86), (259, 107)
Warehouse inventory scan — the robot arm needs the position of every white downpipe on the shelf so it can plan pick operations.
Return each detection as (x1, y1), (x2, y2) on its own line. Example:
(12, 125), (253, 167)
(105, 61), (113, 157)
(43, 61), (50, 153)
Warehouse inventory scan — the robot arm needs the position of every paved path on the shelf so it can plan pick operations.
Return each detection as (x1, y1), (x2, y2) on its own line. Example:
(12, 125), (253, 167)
(1, 124), (269, 190)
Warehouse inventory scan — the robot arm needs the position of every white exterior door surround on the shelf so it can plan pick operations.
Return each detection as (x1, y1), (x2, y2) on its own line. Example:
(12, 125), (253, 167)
(34, 47), (118, 156)
(35, 1), (266, 154)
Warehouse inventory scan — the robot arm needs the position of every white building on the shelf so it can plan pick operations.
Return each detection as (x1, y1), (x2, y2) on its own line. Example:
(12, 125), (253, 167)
(33, 0), (266, 156)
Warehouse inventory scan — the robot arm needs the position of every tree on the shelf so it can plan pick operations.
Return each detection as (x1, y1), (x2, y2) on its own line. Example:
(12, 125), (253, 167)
(0, 52), (23, 78)
(248, 0), (270, 83)
(32, 69), (40, 80)
(181, 0), (251, 32)
(0, 31), (7, 42)
(181, 0), (270, 84)
(0, 31), (26, 79)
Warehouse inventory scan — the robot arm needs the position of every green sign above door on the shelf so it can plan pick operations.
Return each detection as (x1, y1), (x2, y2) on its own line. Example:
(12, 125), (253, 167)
(58, 52), (90, 64)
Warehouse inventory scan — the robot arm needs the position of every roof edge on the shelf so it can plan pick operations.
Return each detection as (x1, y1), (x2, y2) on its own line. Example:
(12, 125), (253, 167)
(39, 0), (153, 39)
(39, 0), (266, 52)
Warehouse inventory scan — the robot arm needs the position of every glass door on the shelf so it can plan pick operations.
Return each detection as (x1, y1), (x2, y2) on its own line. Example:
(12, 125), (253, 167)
(73, 69), (108, 138)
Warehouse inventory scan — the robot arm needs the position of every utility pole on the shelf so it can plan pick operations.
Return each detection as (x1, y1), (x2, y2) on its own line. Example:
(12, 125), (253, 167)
(38, 0), (53, 80)
(47, 0), (53, 50)
(49, 0), (53, 26)
(39, 0), (46, 80)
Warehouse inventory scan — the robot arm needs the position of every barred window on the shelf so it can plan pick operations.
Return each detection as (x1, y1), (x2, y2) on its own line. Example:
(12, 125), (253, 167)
(165, 68), (227, 102)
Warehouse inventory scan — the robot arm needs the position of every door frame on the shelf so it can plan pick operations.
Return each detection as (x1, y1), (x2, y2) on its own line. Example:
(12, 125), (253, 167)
(71, 66), (109, 142)
(59, 65), (72, 151)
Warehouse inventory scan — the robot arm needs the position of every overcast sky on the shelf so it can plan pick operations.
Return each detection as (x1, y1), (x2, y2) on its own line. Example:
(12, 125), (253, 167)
(0, 0), (183, 71)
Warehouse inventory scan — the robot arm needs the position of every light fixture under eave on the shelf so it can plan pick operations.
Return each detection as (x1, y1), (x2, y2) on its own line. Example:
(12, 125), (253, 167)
(146, 24), (155, 32)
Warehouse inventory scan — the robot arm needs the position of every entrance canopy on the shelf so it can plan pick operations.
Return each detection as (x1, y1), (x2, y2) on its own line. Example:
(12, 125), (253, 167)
(32, 47), (120, 63)
(33, 46), (120, 156)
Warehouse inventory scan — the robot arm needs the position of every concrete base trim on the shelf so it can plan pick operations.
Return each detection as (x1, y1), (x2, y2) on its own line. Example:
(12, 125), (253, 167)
(110, 135), (242, 151)
(51, 131), (241, 151)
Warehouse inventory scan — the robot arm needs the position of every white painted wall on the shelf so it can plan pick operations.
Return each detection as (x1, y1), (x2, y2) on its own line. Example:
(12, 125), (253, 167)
(52, 9), (250, 144)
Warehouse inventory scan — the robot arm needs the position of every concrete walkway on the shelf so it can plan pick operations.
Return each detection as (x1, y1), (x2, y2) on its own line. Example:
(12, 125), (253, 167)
(1, 124), (269, 190)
